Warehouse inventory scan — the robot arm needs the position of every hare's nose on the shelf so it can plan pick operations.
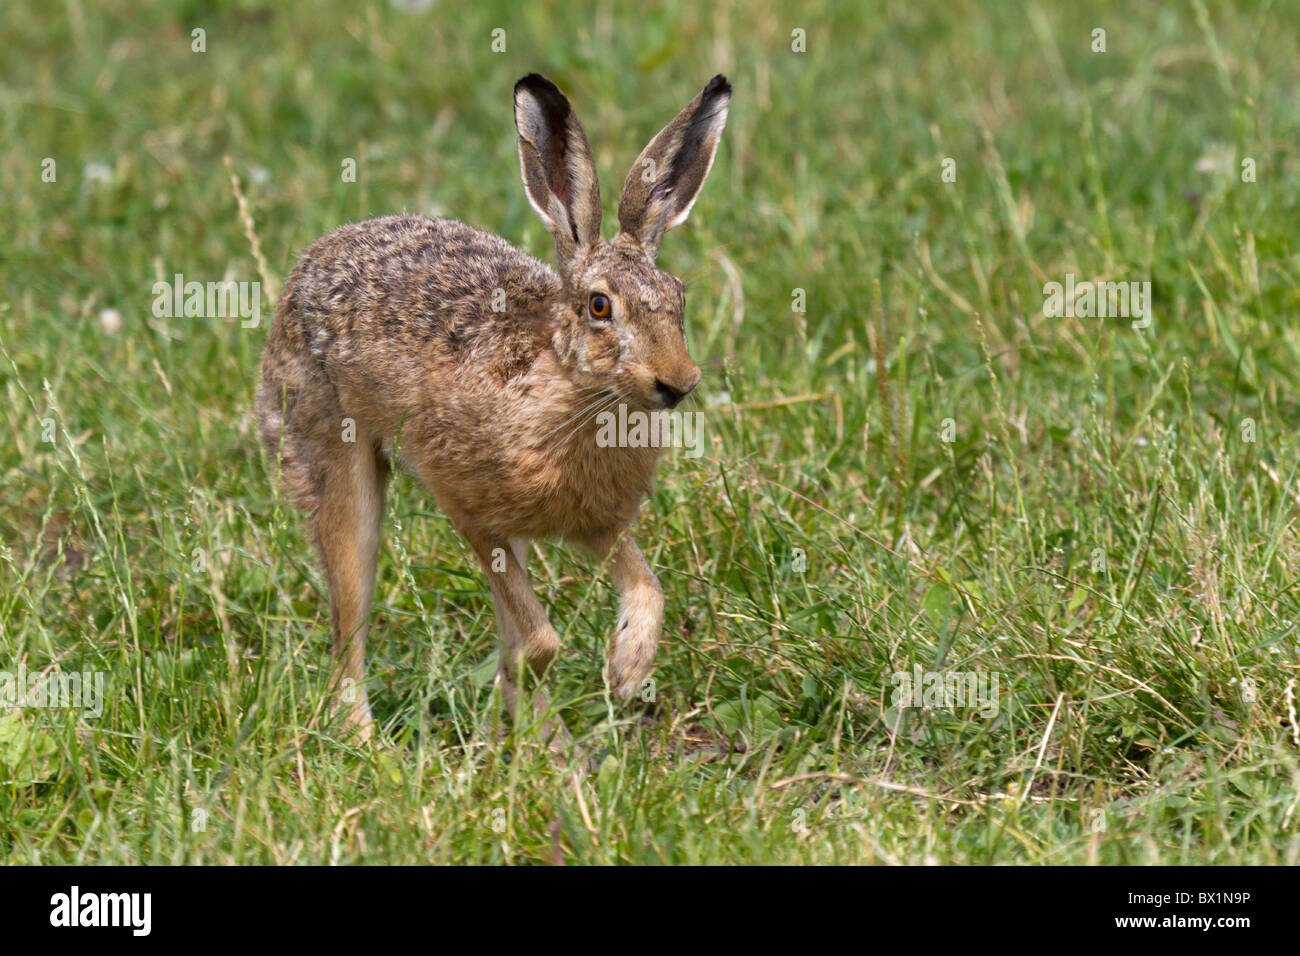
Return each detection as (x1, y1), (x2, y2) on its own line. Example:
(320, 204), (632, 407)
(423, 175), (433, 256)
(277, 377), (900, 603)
(654, 379), (687, 408)
(654, 369), (699, 408)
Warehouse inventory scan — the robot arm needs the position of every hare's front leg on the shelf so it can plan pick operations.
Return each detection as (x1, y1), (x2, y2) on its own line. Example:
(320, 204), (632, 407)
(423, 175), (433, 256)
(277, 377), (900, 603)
(580, 529), (664, 700)
(466, 534), (567, 745)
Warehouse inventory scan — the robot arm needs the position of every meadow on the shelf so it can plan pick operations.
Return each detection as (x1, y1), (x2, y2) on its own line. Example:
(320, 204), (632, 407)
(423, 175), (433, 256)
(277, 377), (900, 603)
(2, 0), (1298, 864)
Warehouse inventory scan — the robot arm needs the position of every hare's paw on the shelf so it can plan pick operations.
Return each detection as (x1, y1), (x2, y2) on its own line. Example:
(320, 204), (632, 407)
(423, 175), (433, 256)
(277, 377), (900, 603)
(331, 683), (375, 742)
(606, 587), (663, 699)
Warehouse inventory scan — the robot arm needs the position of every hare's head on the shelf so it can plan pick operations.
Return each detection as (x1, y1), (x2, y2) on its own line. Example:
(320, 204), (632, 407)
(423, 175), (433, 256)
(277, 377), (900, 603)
(514, 73), (730, 410)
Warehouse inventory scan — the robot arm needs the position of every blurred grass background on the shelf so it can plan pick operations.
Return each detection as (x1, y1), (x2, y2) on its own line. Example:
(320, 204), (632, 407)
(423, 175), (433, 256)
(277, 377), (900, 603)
(1, 0), (1299, 863)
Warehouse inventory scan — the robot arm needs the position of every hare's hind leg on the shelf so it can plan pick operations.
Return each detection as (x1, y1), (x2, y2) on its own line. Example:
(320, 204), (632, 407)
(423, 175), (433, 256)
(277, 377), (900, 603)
(258, 322), (388, 741)
(312, 433), (390, 741)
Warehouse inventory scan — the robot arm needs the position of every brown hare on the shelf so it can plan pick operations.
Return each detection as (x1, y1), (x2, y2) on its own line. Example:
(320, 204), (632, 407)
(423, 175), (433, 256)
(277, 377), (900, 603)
(256, 73), (731, 743)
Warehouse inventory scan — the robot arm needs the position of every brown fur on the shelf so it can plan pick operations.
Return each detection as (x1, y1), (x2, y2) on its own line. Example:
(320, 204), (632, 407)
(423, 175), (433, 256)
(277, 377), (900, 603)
(256, 74), (731, 743)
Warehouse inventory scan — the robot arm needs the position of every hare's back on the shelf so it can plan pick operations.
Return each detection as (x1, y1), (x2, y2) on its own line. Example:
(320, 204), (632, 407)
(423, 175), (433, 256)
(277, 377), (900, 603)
(281, 215), (558, 358)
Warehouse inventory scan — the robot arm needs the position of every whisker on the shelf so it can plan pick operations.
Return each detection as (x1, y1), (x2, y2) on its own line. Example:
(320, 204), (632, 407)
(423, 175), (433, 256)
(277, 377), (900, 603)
(535, 388), (614, 445)
(558, 391), (622, 449)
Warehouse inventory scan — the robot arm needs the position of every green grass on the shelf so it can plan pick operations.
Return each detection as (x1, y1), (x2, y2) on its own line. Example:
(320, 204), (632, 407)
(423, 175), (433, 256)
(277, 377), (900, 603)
(3, 0), (1300, 864)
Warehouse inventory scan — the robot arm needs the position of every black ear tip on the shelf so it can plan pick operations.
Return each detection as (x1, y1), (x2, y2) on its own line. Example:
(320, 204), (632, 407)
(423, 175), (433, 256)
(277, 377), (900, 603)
(704, 74), (732, 98)
(515, 73), (561, 97)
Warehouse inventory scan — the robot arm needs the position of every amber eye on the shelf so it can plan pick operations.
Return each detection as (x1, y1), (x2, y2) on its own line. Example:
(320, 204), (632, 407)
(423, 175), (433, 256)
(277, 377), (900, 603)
(588, 293), (612, 320)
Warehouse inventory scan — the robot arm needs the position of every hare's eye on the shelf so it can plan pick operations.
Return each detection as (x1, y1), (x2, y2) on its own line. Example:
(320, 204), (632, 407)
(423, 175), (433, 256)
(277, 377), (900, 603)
(588, 293), (612, 320)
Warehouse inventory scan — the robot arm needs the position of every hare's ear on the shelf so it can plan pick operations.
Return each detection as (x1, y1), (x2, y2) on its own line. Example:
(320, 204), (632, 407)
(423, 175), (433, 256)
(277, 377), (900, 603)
(514, 74), (602, 281)
(617, 75), (731, 259)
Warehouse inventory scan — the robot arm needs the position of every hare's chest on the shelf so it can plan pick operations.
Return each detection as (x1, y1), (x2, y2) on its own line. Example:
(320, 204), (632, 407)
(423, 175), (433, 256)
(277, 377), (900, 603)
(417, 426), (657, 540)
(519, 436), (660, 537)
